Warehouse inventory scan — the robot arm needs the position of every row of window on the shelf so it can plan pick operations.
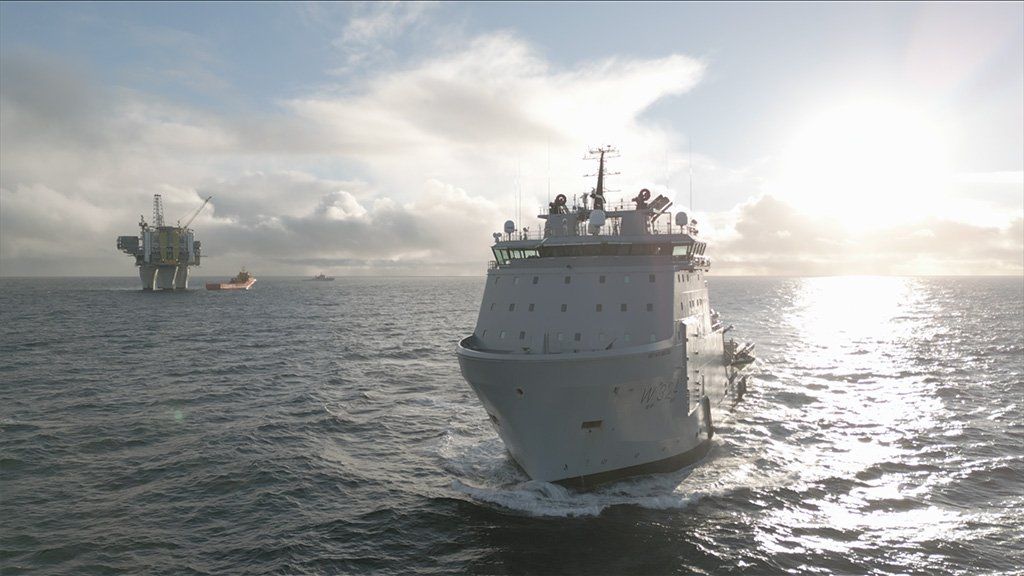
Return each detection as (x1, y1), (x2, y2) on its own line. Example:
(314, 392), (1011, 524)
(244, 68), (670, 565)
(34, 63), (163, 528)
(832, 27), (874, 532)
(481, 329), (658, 344)
(492, 243), (704, 264)
(491, 302), (657, 312)
(498, 271), (703, 286)
(498, 273), (660, 285)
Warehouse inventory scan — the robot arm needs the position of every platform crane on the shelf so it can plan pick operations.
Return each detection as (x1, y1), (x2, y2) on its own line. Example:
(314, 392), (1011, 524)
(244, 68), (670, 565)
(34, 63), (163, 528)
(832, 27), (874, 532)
(178, 195), (213, 230)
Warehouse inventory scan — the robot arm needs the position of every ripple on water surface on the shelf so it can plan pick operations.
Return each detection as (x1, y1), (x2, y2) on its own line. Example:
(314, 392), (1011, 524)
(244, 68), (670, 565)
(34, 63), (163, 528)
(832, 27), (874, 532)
(0, 276), (1021, 575)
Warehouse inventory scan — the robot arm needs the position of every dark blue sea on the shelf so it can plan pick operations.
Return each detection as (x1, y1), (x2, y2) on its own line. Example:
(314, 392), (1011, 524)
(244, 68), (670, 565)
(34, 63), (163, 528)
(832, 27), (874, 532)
(1, 276), (1022, 575)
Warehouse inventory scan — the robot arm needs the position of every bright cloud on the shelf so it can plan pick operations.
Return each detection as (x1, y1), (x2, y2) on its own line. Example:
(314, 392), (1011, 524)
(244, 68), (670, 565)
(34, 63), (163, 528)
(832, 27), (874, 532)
(0, 33), (706, 276)
(1, 4), (1021, 278)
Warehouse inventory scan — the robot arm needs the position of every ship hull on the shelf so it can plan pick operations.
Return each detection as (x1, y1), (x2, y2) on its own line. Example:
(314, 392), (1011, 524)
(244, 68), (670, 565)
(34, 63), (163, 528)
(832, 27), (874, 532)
(457, 337), (729, 487)
(205, 279), (256, 290)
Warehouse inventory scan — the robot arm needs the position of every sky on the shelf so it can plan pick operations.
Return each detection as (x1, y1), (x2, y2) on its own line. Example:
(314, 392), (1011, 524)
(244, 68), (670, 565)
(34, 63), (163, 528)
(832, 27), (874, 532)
(1, 1), (1022, 277)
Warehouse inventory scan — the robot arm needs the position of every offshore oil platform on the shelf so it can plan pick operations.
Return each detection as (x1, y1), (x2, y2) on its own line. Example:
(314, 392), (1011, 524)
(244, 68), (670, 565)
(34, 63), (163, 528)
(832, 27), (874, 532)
(116, 194), (211, 290)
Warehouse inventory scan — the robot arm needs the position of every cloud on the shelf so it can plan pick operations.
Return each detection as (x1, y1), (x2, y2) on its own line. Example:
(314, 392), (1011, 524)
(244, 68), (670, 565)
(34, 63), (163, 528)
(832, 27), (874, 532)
(713, 195), (1024, 275)
(329, 2), (437, 74)
(2, 30), (710, 276)
(4, 27), (1018, 279)
(196, 175), (500, 273)
(285, 33), (706, 207)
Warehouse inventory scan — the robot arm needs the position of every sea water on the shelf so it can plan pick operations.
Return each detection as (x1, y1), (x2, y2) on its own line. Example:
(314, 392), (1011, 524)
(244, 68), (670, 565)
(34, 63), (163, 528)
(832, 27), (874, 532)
(1, 276), (1021, 574)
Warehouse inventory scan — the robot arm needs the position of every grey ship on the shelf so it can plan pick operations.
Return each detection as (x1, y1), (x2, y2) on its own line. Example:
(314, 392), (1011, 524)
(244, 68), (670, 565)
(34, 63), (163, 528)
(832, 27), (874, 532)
(456, 147), (754, 488)
(116, 194), (210, 290)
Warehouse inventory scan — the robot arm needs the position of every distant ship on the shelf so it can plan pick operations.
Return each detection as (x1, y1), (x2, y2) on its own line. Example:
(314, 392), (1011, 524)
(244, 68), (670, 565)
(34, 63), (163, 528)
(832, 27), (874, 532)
(117, 194), (211, 290)
(307, 273), (335, 281)
(206, 269), (256, 291)
(456, 146), (754, 489)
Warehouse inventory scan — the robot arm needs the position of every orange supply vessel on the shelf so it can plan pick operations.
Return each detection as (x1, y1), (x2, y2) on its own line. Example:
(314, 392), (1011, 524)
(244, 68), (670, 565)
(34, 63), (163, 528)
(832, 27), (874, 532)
(206, 269), (256, 291)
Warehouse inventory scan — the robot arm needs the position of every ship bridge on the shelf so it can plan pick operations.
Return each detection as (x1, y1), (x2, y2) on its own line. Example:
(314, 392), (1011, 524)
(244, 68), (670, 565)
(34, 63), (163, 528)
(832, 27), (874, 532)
(469, 147), (715, 357)
(490, 198), (709, 271)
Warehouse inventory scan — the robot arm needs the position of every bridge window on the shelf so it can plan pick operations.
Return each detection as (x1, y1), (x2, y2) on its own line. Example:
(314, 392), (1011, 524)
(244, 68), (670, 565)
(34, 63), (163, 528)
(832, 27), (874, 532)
(529, 303), (535, 312)
(557, 332), (565, 342)
(574, 332), (581, 342)
(624, 275), (631, 284)
(500, 331), (507, 339)
(621, 303), (628, 312)
(646, 303), (653, 312)
(564, 276), (571, 284)
(649, 274), (656, 283)
(532, 276), (539, 284)
(624, 333), (632, 343)
(513, 277), (520, 285)
(508, 303), (515, 312)
(561, 304), (568, 312)
(596, 304), (603, 312)
(673, 245), (692, 257)
(490, 303), (495, 311)
(599, 275), (606, 283)
(519, 331), (526, 340)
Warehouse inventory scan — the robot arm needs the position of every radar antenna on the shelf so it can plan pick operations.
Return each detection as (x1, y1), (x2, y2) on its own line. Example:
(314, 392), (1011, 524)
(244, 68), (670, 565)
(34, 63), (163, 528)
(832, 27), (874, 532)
(152, 194), (165, 227)
(584, 145), (619, 211)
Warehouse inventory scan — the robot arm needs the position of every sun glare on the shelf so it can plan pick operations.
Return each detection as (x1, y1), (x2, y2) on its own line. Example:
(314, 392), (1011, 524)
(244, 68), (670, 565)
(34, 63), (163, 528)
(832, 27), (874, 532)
(777, 98), (952, 228)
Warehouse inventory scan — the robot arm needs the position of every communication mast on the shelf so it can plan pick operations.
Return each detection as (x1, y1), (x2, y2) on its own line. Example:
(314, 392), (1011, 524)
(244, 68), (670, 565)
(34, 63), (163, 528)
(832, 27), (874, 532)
(584, 145), (620, 211)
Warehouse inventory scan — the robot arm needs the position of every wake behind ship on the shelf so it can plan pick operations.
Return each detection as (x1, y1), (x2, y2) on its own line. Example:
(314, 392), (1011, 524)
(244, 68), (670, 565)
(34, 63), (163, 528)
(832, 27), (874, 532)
(456, 147), (753, 488)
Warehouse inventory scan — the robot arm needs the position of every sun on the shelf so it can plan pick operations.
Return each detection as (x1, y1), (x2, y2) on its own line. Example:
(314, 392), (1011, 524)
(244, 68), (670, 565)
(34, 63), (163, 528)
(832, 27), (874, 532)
(775, 96), (953, 228)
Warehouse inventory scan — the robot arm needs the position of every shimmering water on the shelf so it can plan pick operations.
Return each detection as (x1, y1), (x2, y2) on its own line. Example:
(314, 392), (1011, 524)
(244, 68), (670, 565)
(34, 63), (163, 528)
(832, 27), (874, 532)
(1, 276), (1021, 575)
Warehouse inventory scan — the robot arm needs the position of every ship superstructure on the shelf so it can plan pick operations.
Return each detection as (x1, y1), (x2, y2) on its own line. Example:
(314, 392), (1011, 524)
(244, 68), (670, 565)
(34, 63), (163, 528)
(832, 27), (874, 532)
(116, 194), (210, 290)
(456, 147), (753, 488)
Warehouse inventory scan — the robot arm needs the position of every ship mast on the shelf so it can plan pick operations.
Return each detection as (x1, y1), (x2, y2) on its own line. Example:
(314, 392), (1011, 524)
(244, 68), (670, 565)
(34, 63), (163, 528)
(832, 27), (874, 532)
(585, 145), (619, 211)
